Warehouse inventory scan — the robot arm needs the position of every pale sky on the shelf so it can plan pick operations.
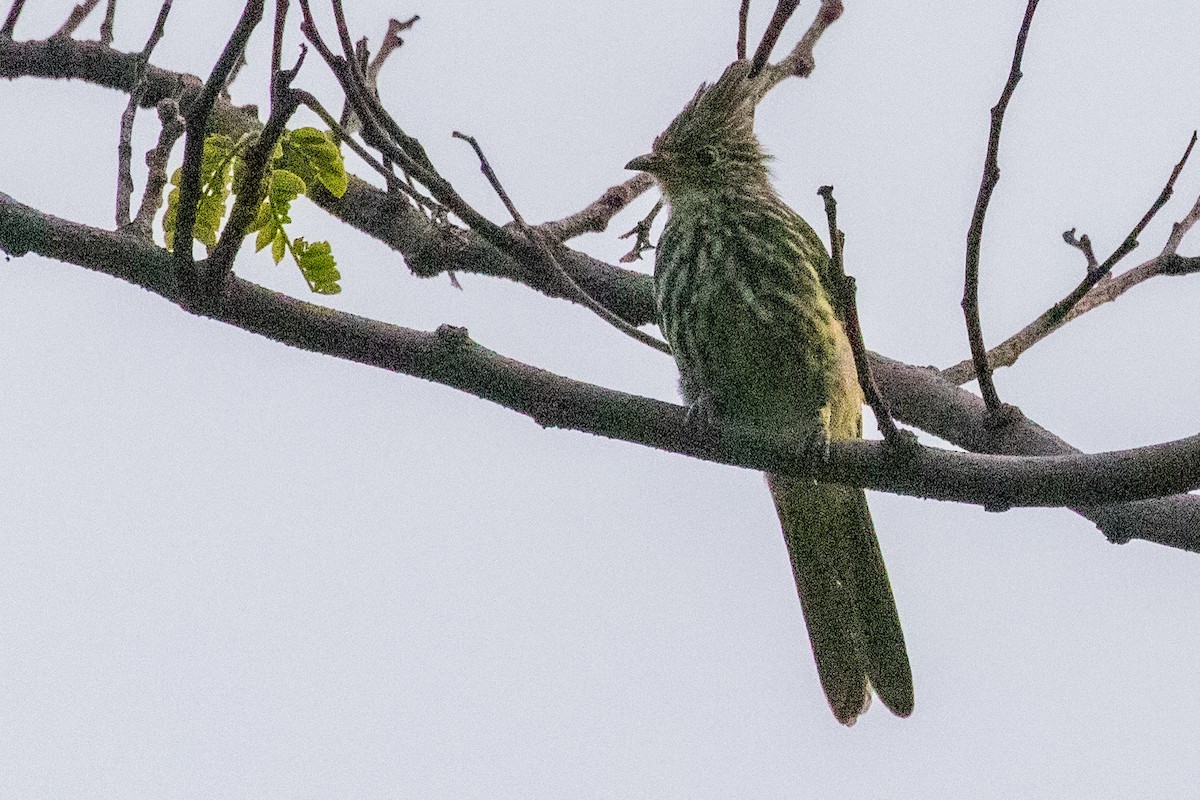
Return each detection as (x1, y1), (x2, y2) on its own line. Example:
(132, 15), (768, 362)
(3, 1), (1200, 797)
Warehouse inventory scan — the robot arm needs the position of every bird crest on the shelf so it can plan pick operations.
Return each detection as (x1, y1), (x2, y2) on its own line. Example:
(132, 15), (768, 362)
(639, 60), (770, 194)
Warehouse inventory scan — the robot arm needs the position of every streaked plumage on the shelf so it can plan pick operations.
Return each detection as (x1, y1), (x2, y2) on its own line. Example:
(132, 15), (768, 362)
(627, 60), (913, 725)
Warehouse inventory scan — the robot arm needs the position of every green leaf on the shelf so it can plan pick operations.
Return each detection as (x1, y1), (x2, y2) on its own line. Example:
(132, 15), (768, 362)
(279, 127), (348, 198)
(253, 206), (277, 253)
(268, 168), (306, 223)
(161, 134), (237, 251)
(293, 238), (341, 294)
(271, 229), (287, 264)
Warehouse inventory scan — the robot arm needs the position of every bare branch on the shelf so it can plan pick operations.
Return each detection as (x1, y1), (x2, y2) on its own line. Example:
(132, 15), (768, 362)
(116, 0), (173, 229)
(129, 97), (184, 238)
(1164, 192), (1200, 253)
(617, 196), (663, 263)
(1, 0), (26, 38)
(1062, 227), (1099, 274)
(736, 0), (751, 61)
(756, 0), (843, 91)
(100, 0), (116, 45)
(819, 185), (901, 442)
(206, 50), (305, 293)
(369, 15), (418, 78)
(748, 0), (799, 78)
(943, 169), (1200, 385)
(172, 0), (265, 305)
(537, 174), (654, 243)
(271, 0), (288, 100)
(961, 0), (1039, 413)
(453, 131), (671, 355)
(1037, 131), (1199, 331)
(299, 0), (512, 246)
(55, 0), (103, 39)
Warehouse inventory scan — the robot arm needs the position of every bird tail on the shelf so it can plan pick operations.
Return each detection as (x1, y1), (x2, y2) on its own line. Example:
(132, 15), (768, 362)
(767, 474), (913, 725)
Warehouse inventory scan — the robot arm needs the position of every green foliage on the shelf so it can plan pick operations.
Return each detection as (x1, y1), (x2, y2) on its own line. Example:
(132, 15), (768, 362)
(162, 127), (348, 294)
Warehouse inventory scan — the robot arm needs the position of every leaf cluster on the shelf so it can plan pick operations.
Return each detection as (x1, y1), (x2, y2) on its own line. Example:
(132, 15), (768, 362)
(164, 126), (348, 294)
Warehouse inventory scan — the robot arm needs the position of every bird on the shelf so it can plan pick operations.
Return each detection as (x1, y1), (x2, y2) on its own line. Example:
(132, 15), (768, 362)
(625, 60), (913, 725)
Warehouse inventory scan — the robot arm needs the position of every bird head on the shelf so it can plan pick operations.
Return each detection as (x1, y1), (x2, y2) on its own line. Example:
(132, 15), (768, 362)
(625, 60), (768, 197)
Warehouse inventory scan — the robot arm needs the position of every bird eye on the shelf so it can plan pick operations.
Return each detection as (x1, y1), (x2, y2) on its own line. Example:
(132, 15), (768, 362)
(695, 147), (718, 168)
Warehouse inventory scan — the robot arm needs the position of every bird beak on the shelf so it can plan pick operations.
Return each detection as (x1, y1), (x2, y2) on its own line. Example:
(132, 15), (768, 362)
(625, 153), (659, 173)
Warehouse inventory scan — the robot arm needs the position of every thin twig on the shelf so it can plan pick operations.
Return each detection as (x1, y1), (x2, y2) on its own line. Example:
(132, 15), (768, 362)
(818, 186), (901, 441)
(942, 254), (1188, 384)
(116, 0), (173, 229)
(100, 0), (116, 44)
(55, 0), (102, 38)
(942, 159), (1200, 386)
(129, 98), (184, 238)
(1039, 131), (1197, 329)
(453, 131), (672, 355)
(1164, 192), (1200, 254)
(748, 0), (799, 78)
(618, 197), (664, 263)
(736, 0), (751, 61)
(294, 90), (440, 212)
(336, 15), (416, 139)
(299, 0), (518, 249)
(330, 0), (356, 64)
(207, 50), (305, 293)
(961, 0), (1039, 412)
(271, 0), (288, 103)
(756, 0), (842, 91)
(369, 15), (418, 79)
(1, 0), (27, 38)
(172, 0), (265, 304)
(537, 173), (654, 243)
(1062, 228), (1099, 274)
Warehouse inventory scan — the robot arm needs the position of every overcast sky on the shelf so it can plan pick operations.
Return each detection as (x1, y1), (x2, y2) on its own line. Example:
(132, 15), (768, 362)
(4, 1), (1200, 797)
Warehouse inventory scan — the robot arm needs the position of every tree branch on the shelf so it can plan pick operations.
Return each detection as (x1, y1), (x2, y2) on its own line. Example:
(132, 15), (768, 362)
(100, 0), (116, 45)
(961, 0), (1039, 413)
(128, 97), (184, 239)
(756, 0), (842, 90)
(453, 131), (671, 355)
(55, 0), (102, 39)
(206, 52), (305, 292)
(116, 0), (173, 229)
(1, 0), (26, 38)
(818, 184), (901, 441)
(943, 139), (1200, 385)
(4, 191), (1200, 550)
(537, 174), (655, 243)
(172, 0), (264, 306)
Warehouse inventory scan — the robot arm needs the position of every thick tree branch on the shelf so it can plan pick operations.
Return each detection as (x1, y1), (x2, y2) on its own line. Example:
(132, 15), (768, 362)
(4, 191), (1200, 551)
